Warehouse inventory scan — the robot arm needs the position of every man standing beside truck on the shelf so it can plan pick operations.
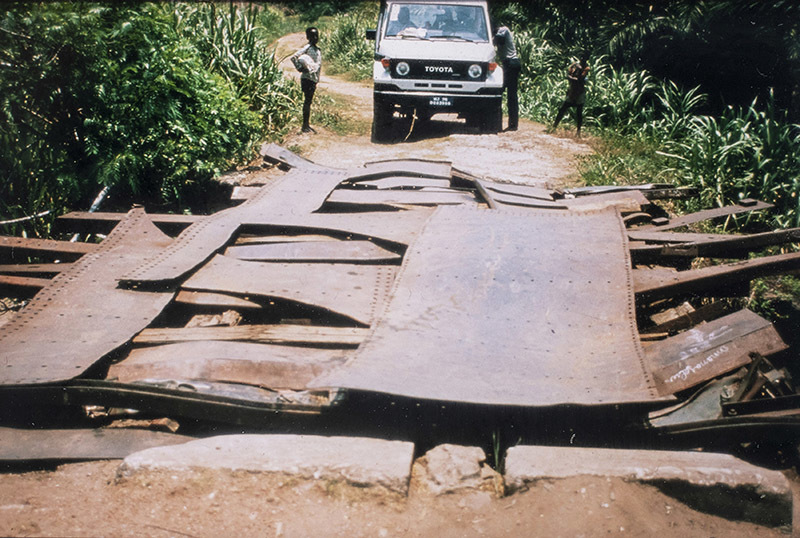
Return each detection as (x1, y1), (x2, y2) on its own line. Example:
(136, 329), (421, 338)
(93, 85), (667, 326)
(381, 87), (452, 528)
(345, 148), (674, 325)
(493, 23), (520, 131)
(291, 27), (322, 134)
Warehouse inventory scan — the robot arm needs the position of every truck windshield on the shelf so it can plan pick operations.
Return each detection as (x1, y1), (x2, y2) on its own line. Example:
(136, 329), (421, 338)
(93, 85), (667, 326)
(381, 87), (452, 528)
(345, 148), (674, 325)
(384, 4), (488, 42)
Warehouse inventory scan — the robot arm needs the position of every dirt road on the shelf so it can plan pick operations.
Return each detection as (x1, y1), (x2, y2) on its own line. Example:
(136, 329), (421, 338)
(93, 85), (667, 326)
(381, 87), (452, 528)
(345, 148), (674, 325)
(0, 34), (795, 538)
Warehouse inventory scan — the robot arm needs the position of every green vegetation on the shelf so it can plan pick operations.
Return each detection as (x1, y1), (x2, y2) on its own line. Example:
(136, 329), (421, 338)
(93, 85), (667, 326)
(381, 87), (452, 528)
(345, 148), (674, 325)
(0, 3), (300, 236)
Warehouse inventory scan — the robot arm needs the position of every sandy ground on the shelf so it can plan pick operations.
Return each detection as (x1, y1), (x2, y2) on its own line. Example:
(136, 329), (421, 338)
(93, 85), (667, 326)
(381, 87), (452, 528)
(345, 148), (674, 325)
(0, 33), (797, 538)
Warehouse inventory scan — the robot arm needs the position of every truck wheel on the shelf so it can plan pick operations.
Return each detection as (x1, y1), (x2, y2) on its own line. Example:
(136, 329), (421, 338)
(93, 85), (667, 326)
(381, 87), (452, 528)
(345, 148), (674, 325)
(479, 102), (503, 134)
(371, 98), (393, 143)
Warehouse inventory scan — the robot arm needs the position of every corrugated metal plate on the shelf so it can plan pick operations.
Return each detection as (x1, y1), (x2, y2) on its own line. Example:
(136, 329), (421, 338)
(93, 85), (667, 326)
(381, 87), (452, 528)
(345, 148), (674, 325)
(0, 209), (174, 385)
(182, 254), (398, 325)
(313, 206), (659, 406)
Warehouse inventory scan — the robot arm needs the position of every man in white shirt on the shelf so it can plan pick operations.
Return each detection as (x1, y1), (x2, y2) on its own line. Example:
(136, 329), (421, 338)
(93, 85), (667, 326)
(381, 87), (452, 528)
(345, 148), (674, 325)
(291, 27), (322, 133)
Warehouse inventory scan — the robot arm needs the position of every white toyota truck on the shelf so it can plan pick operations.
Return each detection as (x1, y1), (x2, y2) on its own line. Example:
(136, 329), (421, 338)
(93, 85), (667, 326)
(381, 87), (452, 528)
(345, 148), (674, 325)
(367, 0), (503, 142)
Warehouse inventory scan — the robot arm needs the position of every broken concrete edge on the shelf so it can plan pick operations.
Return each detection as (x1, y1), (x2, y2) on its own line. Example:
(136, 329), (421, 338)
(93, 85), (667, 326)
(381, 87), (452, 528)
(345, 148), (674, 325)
(504, 445), (792, 528)
(412, 443), (502, 496)
(117, 434), (415, 495)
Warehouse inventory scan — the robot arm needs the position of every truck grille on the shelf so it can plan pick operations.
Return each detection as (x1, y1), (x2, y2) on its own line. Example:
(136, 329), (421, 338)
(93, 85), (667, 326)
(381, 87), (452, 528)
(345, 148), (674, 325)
(390, 59), (488, 82)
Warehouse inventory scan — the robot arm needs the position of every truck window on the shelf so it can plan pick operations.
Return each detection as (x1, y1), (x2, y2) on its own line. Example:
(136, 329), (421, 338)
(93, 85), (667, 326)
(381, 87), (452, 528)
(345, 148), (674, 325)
(384, 3), (488, 42)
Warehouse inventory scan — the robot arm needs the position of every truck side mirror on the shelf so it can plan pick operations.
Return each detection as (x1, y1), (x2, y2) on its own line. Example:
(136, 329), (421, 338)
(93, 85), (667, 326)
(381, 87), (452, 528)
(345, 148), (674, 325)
(366, 29), (377, 40)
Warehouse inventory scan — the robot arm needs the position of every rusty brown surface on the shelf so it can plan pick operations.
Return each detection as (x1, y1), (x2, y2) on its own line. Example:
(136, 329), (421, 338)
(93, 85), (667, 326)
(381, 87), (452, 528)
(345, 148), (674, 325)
(644, 309), (788, 395)
(0, 209), (174, 385)
(313, 206), (661, 406)
(182, 254), (398, 325)
(108, 341), (350, 389)
(325, 188), (478, 207)
(224, 241), (401, 264)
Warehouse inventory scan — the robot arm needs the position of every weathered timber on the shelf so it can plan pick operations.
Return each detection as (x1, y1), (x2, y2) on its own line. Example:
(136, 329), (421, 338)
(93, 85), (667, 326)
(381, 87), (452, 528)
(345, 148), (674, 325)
(0, 274), (51, 293)
(0, 235), (96, 262)
(632, 200), (773, 231)
(174, 290), (263, 310)
(630, 228), (800, 264)
(633, 251), (800, 302)
(644, 309), (787, 395)
(56, 211), (201, 235)
(133, 325), (368, 347)
(0, 263), (68, 276)
(108, 340), (349, 388)
(224, 240), (402, 264)
(641, 300), (734, 335)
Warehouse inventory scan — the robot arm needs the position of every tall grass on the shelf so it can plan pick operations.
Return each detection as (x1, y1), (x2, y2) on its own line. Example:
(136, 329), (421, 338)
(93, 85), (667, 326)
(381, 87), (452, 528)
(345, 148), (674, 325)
(320, 3), (378, 81)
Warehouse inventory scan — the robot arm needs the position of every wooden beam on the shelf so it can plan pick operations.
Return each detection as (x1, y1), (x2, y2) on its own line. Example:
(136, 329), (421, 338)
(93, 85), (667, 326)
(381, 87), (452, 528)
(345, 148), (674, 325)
(634, 251), (800, 301)
(133, 324), (368, 347)
(0, 236), (96, 262)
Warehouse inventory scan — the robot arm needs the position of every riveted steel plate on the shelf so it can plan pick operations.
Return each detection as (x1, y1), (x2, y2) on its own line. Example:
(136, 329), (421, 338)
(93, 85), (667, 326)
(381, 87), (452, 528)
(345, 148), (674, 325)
(182, 254), (398, 325)
(347, 159), (452, 181)
(109, 341), (349, 389)
(0, 209), (174, 385)
(349, 177), (452, 189)
(121, 168), (435, 285)
(326, 189), (477, 207)
(481, 181), (555, 201)
(224, 241), (401, 263)
(313, 206), (660, 406)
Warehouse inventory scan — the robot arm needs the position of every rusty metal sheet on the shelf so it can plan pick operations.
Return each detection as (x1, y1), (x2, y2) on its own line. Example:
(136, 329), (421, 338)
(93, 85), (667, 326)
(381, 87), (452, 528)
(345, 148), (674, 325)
(56, 211), (200, 236)
(121, 168), (433, 285)
(326, 189), (477, 207)
(174, 290), (262, 310)
(108, 341), (349, 389)
(562, 191), (648, 212)
(224, 241), (401, 263)
(644, 309), (788, 395)
(182, 254), (397, 325)
(490, 192), (568, 209)
(312, 206), (660, 406)
(481, 181), (555, 201)
(347, 159), (452, 181)
(260, 142), (325, 170)
(133, 325), (368, 347)
(230, 186), (262, 201)
(634, 200), (773, 231)
(348, 177), (452, 189)
(0, 209), (175, 385)
(0, 263), (69, 276)
(0, 235), (96, 262)
(0, 427), (193, 461)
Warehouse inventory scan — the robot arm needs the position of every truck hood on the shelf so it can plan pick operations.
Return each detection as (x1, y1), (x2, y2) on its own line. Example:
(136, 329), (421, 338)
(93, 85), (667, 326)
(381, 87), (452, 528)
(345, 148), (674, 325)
(377, 39), (496, 62)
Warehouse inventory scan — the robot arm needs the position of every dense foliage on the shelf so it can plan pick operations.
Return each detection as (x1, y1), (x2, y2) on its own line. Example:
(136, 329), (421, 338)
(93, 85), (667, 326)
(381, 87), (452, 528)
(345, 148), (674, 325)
(0, 3), (298, 235)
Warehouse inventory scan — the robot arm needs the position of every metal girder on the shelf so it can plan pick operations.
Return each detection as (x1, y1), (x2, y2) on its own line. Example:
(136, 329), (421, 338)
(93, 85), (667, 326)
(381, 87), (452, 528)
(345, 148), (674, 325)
(0, 209), (175, 385)
(56, 211), (200, 236)
(633, 200), (773, 231)
(0, 263), (70, 276)
(182, 254), (398, 325)
(313, 206), (662, 406)
(0, 235), (96, 262)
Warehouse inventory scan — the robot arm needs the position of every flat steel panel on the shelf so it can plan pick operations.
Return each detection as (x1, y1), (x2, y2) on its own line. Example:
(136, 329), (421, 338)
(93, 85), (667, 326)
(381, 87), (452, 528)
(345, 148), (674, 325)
(109, 341), (349, 389)
(313, 206), (659, 406)
(348, 159), (452, 181)
(326, 189), (477, 206)
(351, 177), (452, 189)
(183, 254), (397, 325)
(224, 241), (401, 263)
(0, 209), (174, 385)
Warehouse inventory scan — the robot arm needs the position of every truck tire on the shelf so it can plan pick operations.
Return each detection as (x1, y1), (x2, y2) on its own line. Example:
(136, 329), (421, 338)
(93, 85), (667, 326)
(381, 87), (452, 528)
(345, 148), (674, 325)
(479, 101), (503, 134)
(371, 98), (393, 143)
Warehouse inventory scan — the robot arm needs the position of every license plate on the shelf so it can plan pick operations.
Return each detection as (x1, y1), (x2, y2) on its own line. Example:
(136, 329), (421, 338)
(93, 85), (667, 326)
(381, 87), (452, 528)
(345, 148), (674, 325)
(429, 96), (452, 107)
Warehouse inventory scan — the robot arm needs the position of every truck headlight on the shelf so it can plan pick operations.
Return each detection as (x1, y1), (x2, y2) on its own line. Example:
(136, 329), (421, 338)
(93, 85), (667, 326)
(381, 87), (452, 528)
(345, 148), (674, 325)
(396, 62), (410, 76)
(468, 64), (482, 79)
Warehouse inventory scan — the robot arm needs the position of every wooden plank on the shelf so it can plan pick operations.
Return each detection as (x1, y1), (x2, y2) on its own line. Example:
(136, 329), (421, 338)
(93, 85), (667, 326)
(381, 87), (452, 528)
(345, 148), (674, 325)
(133, 325), (368, 347)
(641, 300), (734, 335)
(0, 235), (96, 261)
(174, 290), (262, 310)
(56, 211), (201, 235)
(224, 241), (401, 263)
(633, 251), (800, 301)
(630, 227), (800, 264)
(108, 341), (349, 389)
(0, 274), (51, 292)
(633, 200), (773, 231)
(0, 263), (70, 276)
(644, 309), (787, 395)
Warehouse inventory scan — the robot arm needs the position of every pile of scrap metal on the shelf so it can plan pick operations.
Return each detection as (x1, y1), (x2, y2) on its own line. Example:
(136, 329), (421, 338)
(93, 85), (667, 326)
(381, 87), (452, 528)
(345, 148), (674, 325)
(1, 143), (798, 463)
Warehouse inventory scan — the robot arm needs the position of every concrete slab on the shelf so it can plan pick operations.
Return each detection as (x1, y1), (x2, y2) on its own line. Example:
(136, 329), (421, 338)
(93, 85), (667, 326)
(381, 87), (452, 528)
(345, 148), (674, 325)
(118, 434), (415, 494)
(505, 445), (792, 528)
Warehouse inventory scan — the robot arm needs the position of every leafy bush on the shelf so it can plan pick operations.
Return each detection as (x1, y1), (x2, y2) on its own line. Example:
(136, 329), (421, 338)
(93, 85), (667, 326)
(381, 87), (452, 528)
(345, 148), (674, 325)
(0, 3), (297, 233)
(320, 3), (378, 81)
